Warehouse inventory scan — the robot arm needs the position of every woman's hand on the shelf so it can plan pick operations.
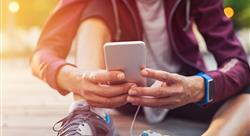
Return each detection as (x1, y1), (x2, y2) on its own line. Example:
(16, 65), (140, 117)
(57, 65), (135, 108)
(127, 68), (205, 109)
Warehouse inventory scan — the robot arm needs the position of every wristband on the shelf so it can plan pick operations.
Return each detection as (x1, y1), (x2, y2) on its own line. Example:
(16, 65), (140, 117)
(196, 72), (214, 105)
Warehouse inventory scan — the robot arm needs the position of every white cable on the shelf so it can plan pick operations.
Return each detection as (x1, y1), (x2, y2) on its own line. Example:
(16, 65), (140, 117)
(130, 105), (141, 136)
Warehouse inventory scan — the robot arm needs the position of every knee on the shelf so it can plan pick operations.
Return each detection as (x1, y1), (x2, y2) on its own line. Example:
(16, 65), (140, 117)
(223, 93), (249, 108)
(229, 93), (250, 117)
(231, 94), (250, 110)
(204, 94), (250, 136)
(234, 93), (250, 101)
(227, 94), (250, 134)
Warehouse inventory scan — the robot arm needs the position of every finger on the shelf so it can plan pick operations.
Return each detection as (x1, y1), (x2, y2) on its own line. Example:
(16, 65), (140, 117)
(127, 96), (180, 107)
(128, 86), (178, 98)
(83, 70), (125, 83)
(86, 94), (128, 108)
(141, 68), (179, 83)
(85, 82), (135, 97)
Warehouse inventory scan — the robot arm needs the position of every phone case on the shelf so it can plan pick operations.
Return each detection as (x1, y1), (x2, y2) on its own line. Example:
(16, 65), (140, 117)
(104, 41), (146, 86)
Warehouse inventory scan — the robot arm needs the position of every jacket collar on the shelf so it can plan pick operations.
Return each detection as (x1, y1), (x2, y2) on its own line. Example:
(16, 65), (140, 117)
(112, 0), (188, 40)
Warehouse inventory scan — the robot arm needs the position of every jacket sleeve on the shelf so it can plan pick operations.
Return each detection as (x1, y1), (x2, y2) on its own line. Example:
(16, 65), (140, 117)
(30, 0), (90, 95)
(192, 0), (250, 103)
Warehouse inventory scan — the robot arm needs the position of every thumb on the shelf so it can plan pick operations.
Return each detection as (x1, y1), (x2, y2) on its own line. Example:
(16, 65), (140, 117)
(141, 68), (180, 84)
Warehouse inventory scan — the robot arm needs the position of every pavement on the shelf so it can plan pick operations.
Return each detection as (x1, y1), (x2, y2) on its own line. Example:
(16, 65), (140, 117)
(2, 55), (249, 136)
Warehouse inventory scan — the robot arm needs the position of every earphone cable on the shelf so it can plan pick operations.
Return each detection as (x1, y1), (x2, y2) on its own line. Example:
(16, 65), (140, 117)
(130, 105), (141, 136)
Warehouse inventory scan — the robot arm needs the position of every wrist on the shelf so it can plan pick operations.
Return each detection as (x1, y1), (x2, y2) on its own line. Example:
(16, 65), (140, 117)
(57, 64), (81, 92)
(191, 76), (205, 103)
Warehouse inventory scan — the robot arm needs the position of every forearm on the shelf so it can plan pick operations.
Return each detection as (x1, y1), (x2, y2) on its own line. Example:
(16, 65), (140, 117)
(207, 59), (250, 103)
(193, 0), (250, 103)
(30, 0), (88, 95)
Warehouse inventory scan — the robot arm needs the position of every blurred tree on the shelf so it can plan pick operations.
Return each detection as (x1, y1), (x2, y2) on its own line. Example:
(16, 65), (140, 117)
(14, 0), (58, 28)
(224, 0), (250, 29)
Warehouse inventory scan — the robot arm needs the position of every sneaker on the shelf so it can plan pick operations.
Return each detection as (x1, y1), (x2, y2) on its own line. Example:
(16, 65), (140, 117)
(53, 105), (116, 136)
(143, 107), (169, 124)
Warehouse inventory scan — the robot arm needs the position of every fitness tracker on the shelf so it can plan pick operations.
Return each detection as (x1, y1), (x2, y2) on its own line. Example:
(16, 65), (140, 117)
(196, 72), (214, 105)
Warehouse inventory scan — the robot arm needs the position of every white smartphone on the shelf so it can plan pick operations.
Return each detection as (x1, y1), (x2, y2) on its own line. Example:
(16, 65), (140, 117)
(104, 41), (146, 86)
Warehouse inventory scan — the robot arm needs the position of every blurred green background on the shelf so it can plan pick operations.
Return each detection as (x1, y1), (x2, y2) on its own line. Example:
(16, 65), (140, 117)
(224, 0), (250, 29)
(1, 0), (250, 58)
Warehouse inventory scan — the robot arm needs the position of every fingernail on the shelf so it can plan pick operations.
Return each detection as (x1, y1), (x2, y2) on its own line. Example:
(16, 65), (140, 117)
(129, 89), (137, 95)
(141, 69), (148, 75)
(89, 73), (95, 79)
(131, 84), (137, 88)
(117, 73), (125, 80)
(127, 97), (134, 102)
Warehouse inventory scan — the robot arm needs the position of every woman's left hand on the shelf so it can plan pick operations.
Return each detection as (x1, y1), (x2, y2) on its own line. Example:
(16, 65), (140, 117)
(127, 68), (205, 109)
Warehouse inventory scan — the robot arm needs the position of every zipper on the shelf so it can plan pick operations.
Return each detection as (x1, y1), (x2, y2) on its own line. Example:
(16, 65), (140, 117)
(111, 0), (122, 41)
(122, 0), (202, 72)
(167, 0), (202, 72)
(122, 0), (141, 40)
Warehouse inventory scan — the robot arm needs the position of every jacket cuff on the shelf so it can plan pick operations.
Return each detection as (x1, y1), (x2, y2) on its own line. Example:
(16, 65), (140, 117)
(206, 70), (224, 103)
(46, 60), (76, 96)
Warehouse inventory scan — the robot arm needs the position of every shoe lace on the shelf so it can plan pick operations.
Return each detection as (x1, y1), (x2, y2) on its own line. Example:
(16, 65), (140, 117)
(52, 106), (104, 136)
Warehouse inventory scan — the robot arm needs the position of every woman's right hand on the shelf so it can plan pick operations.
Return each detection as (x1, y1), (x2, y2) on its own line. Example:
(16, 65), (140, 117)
(57, 65), (135, 108)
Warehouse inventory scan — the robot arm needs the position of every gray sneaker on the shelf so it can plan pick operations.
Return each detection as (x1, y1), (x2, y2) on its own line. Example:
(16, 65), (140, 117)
(53, 105), (115, 136)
